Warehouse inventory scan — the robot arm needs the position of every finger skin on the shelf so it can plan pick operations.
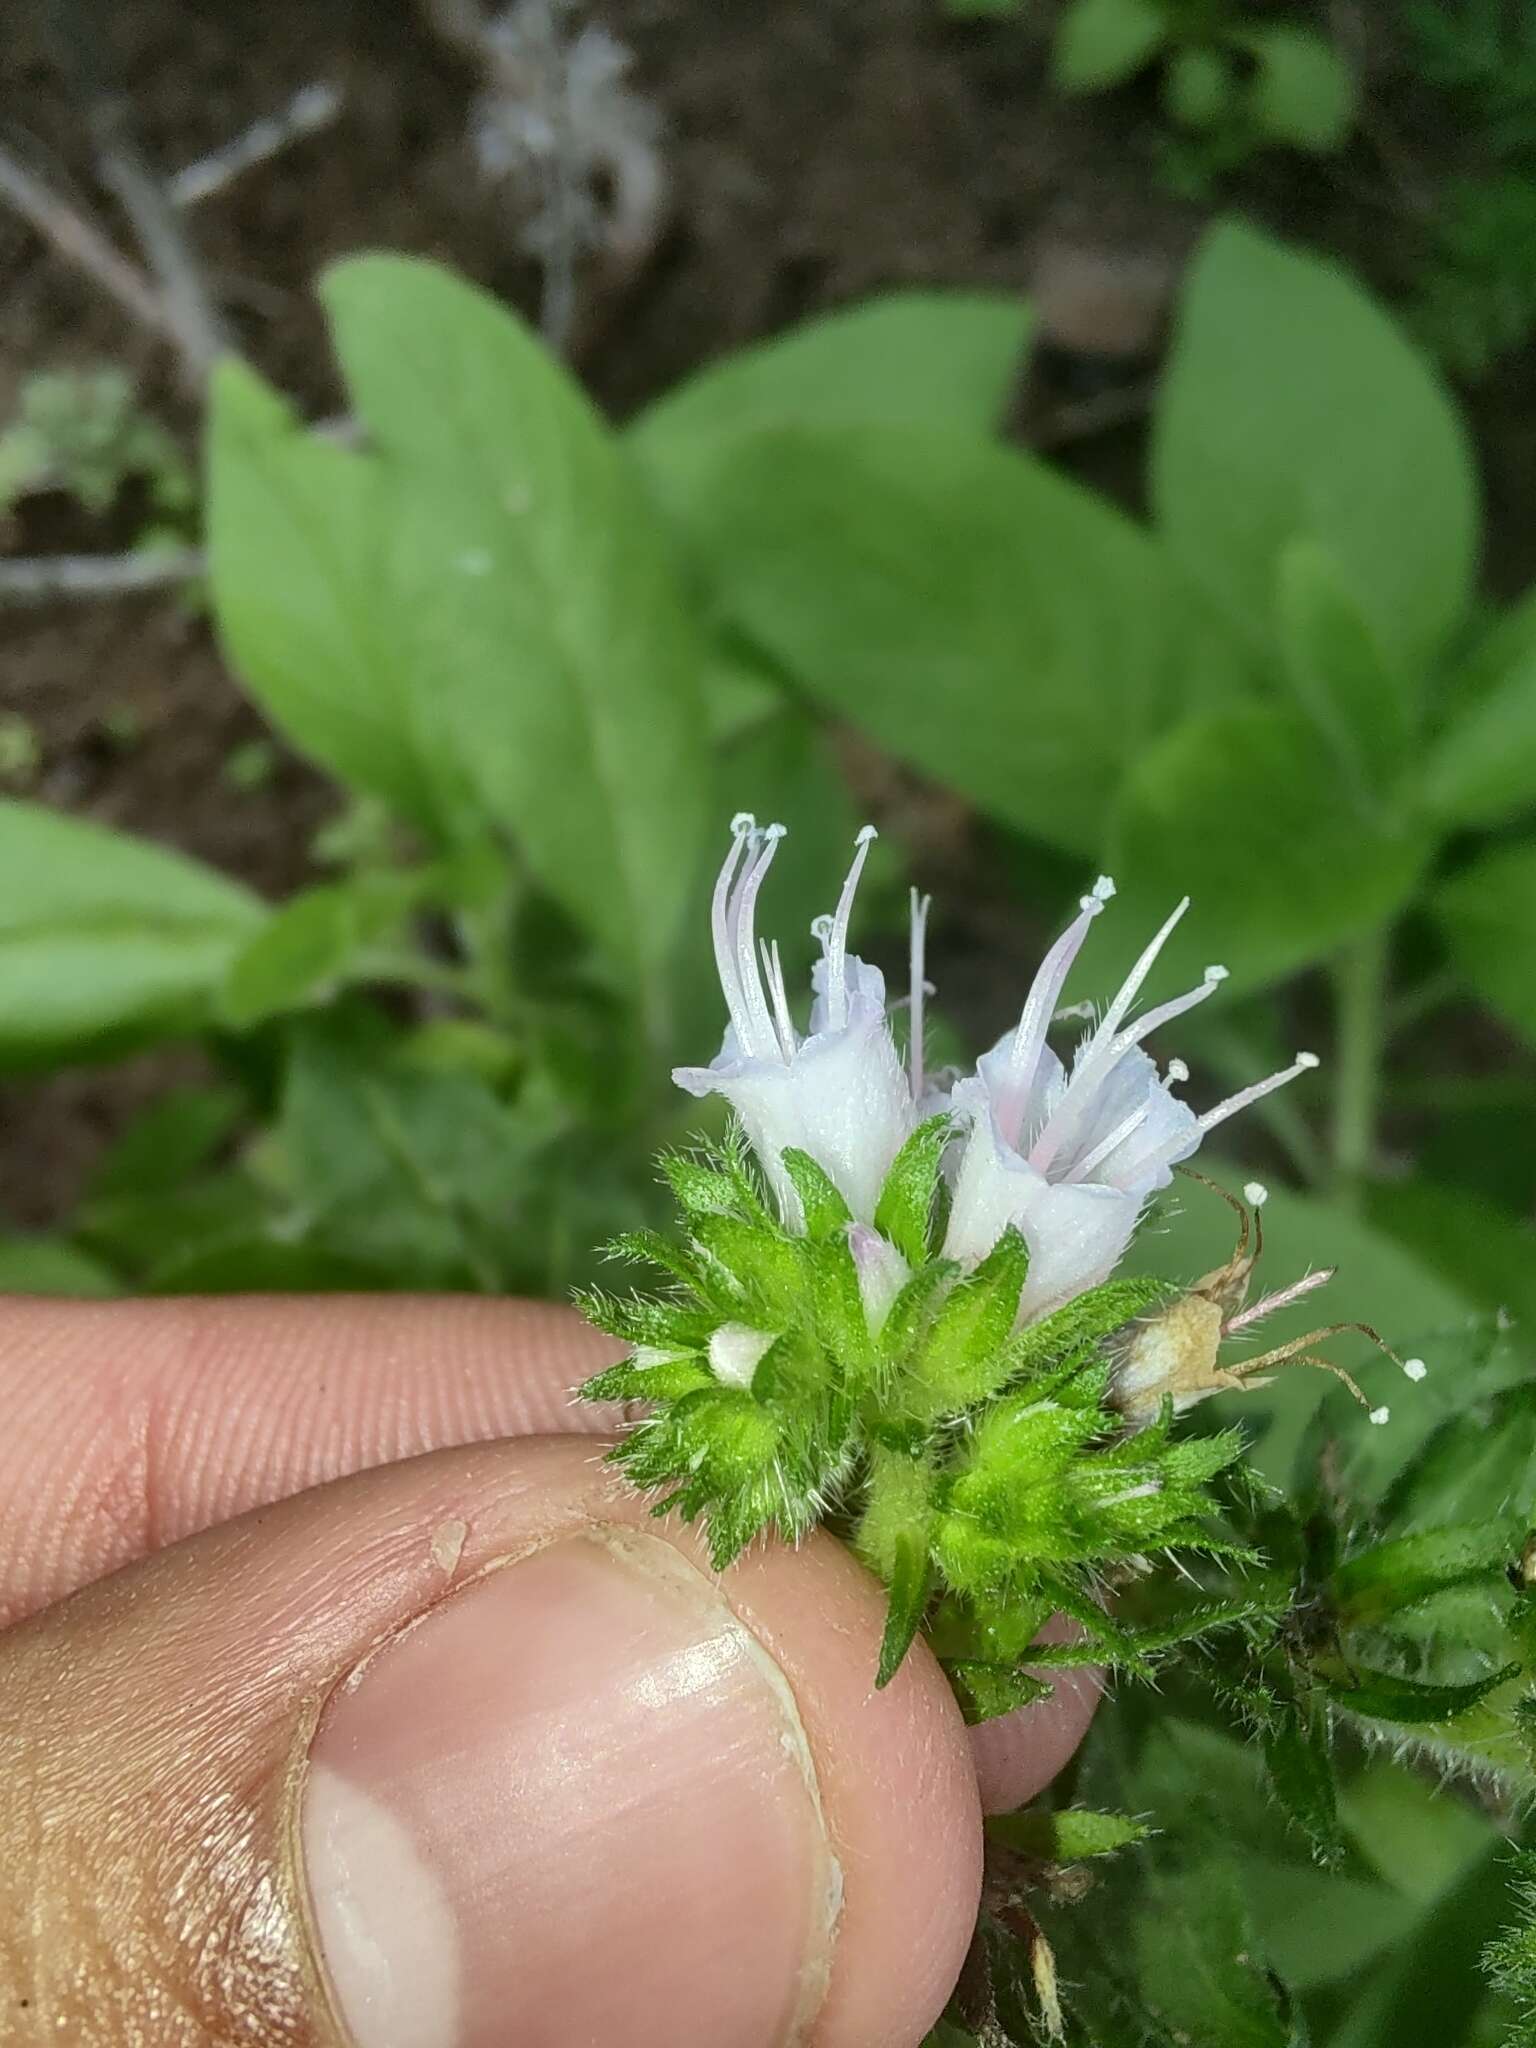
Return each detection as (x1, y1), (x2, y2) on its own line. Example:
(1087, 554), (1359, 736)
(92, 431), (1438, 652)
(0, 1294), (622, 1626)
(0, 1434), (983, 2048)
(0, 1293), (1097, 1813)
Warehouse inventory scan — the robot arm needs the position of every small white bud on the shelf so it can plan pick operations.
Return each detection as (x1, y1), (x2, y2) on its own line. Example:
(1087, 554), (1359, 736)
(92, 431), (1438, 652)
(1369, 1404), (1391, 1426)
(1296, 1051), (1321, 1070)
(1402, 1357), (1428, 1382)
(708, 1322), (778, 1391)
(1243, 1181), (1269, 1207)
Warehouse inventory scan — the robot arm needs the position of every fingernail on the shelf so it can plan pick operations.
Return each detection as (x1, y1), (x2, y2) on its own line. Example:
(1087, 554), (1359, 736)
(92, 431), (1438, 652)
(301, 1530), (836, 2048)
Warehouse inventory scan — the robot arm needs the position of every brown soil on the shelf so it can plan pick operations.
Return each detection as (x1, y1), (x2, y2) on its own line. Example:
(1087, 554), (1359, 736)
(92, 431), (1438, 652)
(1, 0), (1532, 1228)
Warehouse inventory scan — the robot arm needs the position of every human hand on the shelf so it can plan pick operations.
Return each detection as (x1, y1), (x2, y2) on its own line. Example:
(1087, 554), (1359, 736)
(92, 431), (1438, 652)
(0, 1294), (1098, 2047)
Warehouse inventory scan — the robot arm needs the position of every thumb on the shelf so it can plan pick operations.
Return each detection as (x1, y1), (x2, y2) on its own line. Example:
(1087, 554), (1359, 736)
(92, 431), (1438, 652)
(1, 1433), (983, 2048)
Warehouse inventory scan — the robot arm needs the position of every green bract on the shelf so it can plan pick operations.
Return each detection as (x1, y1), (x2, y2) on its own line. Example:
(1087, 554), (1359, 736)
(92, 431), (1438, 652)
(579, 1120), (1256, 1717)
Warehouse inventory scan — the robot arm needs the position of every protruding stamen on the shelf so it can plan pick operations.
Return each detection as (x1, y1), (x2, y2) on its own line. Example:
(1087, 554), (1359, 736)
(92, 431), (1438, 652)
(995, 887), (1109, 1148)
(1065, 1099), (1152, 1183)
(760, 937), (797, 1063)
(711, 818), (757, 1051)
(824, 825), (877, 1033)
(909, 888), (932, 1099)
(1199, 1051), (1321, 1133)
(729, 824), (786, 1058)
(1102, 897), (1191, 1039)
(1165, 1057), (1190, 1087)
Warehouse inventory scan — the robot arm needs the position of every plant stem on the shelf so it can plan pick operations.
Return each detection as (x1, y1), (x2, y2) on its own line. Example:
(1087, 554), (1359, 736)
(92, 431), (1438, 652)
(1331, 927), (1390, 1204)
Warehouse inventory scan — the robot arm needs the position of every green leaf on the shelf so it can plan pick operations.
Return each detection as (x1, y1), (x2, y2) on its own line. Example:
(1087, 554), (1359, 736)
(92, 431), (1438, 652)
(1154, 221), (1478, 676)
(1106, 703), (1423, 995)
(1331, 1523), (1518, 1628)
(218, 881), (402, 1029)
(630, 291), (1032, 529)
(877, 1529), (935, 1688)
(0, 800), (265, 1064)
(1425, 602), (1536, 829)
(207, 359), (448, 831)
(694, 422), (1242, 855)
(1164, 45), (1239, 130)
(1275, 538), (1416, 793)
(874, 1114), (953, 1268)
(1256, 1694), (1346, 1863)
(1434, 840), (1536, 1047)
(1315, 1659), (1521, 1726)
(1240, 26), (1357, 152)
(987, 1806), (1153, 1861)
(0, 1237), (118, 1297)
(277, 1027), (536, 1290)
(319, 256), (710, 1004)
(1364, 1178), (1536, 1332)
(1052, 0), (1167, 91)
(86, 1085), (245, 1201)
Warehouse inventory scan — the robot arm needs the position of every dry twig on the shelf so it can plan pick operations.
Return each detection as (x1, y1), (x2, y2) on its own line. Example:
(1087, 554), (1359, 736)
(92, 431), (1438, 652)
(0, 547), (204, 605)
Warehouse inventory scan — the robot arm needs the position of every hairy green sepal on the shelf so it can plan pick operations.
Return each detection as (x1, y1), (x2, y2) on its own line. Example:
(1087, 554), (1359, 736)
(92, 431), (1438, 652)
(577, 1122), (1248, 1708)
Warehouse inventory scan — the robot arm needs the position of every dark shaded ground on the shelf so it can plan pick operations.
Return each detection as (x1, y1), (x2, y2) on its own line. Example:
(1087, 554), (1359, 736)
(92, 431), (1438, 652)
(1, 0), (1533, 1226)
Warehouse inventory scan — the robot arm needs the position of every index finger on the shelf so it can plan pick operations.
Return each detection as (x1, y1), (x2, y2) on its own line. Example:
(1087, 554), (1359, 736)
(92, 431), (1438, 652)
(0, 1292), (621, 1626)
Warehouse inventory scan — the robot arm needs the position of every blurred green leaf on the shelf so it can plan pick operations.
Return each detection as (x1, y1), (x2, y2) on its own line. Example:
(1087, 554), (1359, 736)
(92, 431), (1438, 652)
(1106, 703), (1422, 995)
(77, 1169), (272, 1279)
(1426, 630), (1536, 829)
(1052, 0), (1166, 91)
(631, 291), (1032, 528)
(1155, 221), (1478, 676)
(692, 422), (1241, 856)
(208, 361), (451, 832)
(0, 801), (265, 1064)
(218, 875), (429, 1030)
(277, 1028), (535, 1289)
(1164, 45), (1239, 130)
(1435, 840), (1536, 1047)
(1275, 539), (1416, 794)
(86, 1085), (245, 1202)
(1241, 26), (1357, 151)
(1365, 1178), (1536, 1331)
(319, 256), (710, 1009)
(0, 1237), (118, 1297)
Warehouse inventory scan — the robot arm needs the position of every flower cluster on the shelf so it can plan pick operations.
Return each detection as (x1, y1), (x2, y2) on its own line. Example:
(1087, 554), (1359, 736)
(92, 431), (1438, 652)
(674, 815), (1317, 1318)
(579, 817), (1353, 1708)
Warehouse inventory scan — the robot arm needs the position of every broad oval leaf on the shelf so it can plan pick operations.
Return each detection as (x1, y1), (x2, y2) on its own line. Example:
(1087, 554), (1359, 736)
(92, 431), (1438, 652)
(318, 256), (710, 1011)
(629, 290), (1032, 528)
(0, 800), (265, 1064)
(1154, 221), (1478, 677)
(208, 360), (451, 832)
(691, 421), (1247, 856)
(1105, 703), (1423, 996)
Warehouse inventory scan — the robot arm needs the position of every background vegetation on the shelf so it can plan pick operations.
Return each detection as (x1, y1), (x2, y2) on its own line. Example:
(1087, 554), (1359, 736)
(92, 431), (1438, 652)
(2, 3), (1535, 2042)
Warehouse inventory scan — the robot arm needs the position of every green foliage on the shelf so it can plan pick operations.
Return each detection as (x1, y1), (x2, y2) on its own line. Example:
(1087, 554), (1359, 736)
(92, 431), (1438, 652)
(0, 799), (265, 1062)
(1045, 0), (1356, 175)
(0, 366), (190, 520)
(690, 419), (1237, 857)
(1154, 223), (1477, 678)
